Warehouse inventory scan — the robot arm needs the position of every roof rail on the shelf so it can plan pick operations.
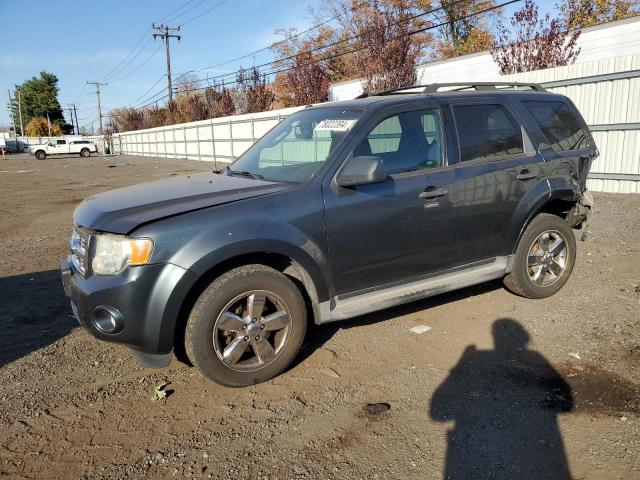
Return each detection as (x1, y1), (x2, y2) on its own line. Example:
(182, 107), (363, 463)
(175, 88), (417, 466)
(356, 82), (546, 98)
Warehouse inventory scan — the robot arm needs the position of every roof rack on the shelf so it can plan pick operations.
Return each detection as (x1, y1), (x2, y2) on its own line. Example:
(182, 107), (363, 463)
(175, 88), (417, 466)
(356, 82), (546, 98)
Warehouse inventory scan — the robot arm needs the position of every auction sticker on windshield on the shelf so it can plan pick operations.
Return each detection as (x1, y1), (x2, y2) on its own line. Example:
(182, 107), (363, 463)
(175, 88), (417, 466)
(314, 119), (357, 132)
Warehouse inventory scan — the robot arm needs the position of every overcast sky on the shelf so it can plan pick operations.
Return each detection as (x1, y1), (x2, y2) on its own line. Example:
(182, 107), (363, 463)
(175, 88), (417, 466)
(1, 0), (556, 129)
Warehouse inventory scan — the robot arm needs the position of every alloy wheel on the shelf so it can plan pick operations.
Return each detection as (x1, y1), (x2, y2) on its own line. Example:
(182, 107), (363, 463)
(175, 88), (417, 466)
(213, 290), (292, 371)
(527, 230), (568, 287)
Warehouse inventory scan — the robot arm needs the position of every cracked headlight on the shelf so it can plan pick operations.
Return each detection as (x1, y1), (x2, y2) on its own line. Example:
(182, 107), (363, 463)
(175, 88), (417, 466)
(91, 234), (153, 275)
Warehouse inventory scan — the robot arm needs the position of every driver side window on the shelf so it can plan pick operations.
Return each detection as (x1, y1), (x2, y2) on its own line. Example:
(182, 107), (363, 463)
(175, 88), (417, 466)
(353, 109), (443, 175)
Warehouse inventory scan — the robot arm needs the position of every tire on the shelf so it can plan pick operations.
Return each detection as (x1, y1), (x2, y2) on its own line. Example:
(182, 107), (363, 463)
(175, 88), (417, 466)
(35, 150), (46, 160)
(80, 148), (90, 158)
(185, 265), (307, 387)
(504, 213), (576, 299)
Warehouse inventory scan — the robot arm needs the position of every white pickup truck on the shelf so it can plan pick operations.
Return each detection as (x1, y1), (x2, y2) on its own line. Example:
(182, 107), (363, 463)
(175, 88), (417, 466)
(30, 139), (98, 160)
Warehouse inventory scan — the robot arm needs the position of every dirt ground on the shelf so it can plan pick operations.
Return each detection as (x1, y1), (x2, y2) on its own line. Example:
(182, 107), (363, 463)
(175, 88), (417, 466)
(0, 153), (638, 480)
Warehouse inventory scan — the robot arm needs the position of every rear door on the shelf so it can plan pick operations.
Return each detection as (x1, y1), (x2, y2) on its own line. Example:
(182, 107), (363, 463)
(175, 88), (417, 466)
(323, 102), (461, 296)
(446, 99), (545, 263)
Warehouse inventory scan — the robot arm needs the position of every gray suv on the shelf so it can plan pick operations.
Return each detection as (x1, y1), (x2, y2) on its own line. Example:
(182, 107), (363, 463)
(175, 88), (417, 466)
(61, 83), (596, 386)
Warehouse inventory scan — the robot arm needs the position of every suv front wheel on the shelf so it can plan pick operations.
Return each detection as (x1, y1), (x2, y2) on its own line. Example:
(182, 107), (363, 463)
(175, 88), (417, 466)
(185, 265), (307, 387)
(504, 213), (576, 299)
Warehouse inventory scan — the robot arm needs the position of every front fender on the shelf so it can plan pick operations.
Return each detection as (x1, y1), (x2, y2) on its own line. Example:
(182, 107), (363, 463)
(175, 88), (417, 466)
(135, 201), (332, 304)
(187, 236), (331, 302)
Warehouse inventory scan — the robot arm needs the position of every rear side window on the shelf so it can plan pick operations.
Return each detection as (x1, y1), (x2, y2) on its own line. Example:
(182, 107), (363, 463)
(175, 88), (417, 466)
(57, 139), (67, 145)
(523, 101), (589, 152)
(453, 104), (524, 162)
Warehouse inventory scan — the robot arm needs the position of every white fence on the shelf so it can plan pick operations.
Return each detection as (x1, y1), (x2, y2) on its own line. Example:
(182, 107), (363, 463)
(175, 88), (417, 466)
(113, 57), (640, 194)
(113, 107), (303, 169)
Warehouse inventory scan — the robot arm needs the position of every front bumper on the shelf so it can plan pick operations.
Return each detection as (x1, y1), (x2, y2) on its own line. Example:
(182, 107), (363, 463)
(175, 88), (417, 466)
(60, 256), (198, 367)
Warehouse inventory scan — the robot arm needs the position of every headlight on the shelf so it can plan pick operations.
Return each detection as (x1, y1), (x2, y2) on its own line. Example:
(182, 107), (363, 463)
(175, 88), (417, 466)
(91, 234), (153, 275)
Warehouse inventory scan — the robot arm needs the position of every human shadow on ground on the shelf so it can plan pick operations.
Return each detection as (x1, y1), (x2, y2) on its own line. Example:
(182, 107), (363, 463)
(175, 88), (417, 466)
(430, 318), (573, 479)
(0, 270), (76, 368)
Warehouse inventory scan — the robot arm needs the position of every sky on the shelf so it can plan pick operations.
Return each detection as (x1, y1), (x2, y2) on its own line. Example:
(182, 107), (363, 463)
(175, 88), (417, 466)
(1, 0), (557, 130)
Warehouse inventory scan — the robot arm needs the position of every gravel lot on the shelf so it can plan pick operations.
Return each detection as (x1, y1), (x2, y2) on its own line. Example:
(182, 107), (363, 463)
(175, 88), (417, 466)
(0, 153), (639, 479)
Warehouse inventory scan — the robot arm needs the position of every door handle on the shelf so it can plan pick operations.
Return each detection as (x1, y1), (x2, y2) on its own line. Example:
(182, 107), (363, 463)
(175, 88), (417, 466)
(419, 187), (448, 199)
(516, 169), (537, 180)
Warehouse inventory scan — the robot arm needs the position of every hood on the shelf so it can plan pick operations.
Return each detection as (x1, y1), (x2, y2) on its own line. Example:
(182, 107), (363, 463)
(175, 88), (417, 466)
(74, 172), (289, 234)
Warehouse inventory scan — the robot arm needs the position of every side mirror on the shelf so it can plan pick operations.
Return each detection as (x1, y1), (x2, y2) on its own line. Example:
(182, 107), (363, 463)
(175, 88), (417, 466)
(336, 156), (386, 188)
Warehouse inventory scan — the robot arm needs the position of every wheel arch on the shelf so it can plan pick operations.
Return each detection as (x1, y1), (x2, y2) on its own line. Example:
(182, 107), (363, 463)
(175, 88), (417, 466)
(509, 181), (578, 255)
(172, 248), (326, 364)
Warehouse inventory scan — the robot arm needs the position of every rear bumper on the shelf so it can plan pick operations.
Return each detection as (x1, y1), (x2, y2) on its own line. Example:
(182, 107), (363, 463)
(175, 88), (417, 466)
(60, 256), (198, 367)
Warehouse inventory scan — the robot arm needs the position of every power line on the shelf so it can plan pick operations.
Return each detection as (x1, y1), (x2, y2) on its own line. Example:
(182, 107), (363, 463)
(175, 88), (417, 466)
(98, 30), (151, 82)
(102, 36), (155, 83)
(127, 75), (166, 106)
(109, 44), (163, 83)
(182, 0), (482, 88)
(181, 0), (520, 96)
(173, 0), (370, 81)
(179, 0), (230, 27)
(156, 0), (199, 24)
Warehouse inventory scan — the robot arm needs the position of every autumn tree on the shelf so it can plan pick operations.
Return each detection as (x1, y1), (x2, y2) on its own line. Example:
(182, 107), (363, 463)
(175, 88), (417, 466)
(235, 67), (275, 114)
(421, 0), (497, 59)
(561, 0), (639, 28)
(491, 0), (581, 74)
(325, 0), (430, 93)
(271, 28), (337, 107)
(25, 117), (62, 136)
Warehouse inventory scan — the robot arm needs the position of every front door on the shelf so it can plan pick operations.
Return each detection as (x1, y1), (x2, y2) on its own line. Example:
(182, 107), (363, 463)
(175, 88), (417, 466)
(323, 105), (460, 296)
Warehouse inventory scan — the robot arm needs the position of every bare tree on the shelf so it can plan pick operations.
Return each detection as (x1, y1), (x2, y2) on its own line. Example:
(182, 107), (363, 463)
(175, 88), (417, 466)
(235, 67), (275, 114)
(491, 0), (581, 74)
(204, 84), (236, 118)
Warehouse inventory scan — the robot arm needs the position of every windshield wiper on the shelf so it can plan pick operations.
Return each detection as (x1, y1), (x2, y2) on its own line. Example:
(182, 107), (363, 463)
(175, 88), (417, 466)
(226, 168), (264, 180)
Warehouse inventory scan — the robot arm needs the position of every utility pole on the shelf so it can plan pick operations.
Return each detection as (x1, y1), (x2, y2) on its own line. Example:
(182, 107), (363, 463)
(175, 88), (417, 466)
(87, 81), (107, 135)
(7, 89), (17, 137)
(17, 88), (24, 137)
(68, 106), (76, 134)
(152, 23), (181, 106)
(73, 104), (79, 135)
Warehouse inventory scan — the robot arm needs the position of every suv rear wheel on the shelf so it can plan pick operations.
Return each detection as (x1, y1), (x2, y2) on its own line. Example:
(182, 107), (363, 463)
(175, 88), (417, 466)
(80, 148), (91, 157)
(504, 213), (576, 299)
(185, 265), (307, 387)
(35, 150), (46, 160)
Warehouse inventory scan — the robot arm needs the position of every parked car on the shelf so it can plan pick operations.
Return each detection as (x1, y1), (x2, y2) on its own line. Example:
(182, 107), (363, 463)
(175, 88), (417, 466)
(61, 83), (596, 387)
(30, 139), (98, 159)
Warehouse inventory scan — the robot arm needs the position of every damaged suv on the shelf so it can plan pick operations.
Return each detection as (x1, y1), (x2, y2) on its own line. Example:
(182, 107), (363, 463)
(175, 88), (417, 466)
(61, 83), (596, 386)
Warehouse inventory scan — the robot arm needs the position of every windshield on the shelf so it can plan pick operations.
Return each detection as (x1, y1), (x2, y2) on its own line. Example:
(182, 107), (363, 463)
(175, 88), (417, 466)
(228, 107), (362, 182)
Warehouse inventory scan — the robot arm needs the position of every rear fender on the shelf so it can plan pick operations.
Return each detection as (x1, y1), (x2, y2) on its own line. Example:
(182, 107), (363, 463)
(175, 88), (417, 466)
(508, 179), (551, 254)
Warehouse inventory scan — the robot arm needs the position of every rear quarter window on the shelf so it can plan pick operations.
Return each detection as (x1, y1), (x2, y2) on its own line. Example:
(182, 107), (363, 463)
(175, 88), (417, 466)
(453, 104), (524, 162)
(523, 101), (590, 152)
